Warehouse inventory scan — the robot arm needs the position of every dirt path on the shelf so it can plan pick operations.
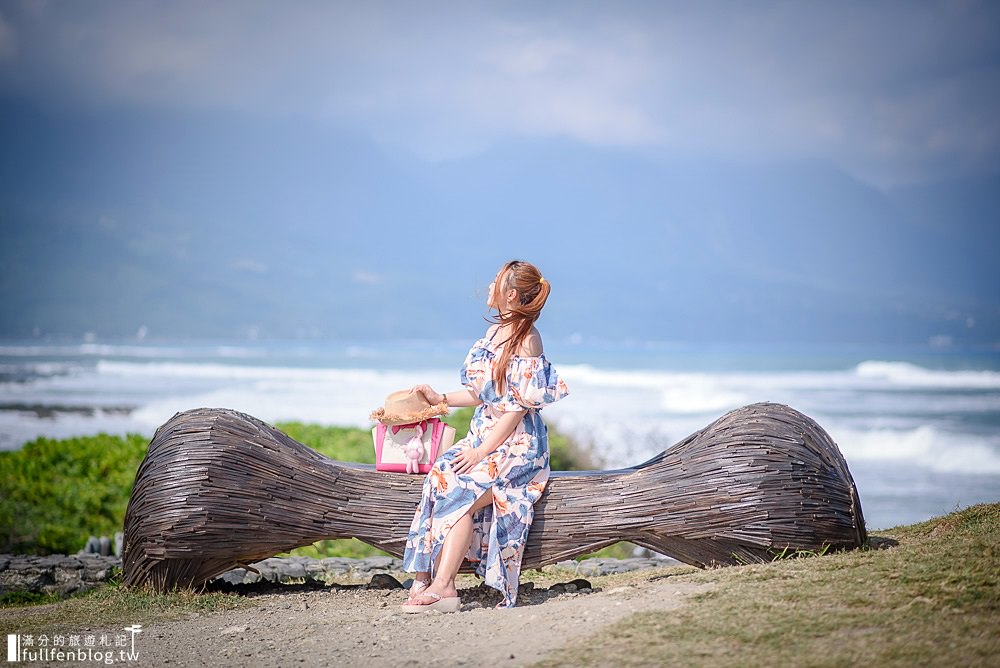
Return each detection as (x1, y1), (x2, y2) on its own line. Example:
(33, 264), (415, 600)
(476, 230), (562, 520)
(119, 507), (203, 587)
(130, 571), (710, 667)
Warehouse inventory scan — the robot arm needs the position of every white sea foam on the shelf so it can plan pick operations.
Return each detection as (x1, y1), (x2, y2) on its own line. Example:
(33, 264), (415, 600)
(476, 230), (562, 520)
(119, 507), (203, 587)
(0, 410), (141, 451)
(659, 385), (749, 414)
(96, 360), (379, 381)
(5, 343), (999, 532)
(547, 406), (1000, 476)
(2, 352), (999, 480)
(855, 360), (1000, 388)
(0, 343), (269, 359)
(564, 360), (1000, 393)
(827, 424), (1000, 475)
(213, 346), (266, 358)
(119, 365), (459, 435)
(0, 362), (76, 377)
(0, 344), (188, 358)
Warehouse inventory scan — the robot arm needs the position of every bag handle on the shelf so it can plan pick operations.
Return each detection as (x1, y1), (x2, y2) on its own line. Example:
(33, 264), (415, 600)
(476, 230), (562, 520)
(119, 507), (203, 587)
(380, 418), (445, 448)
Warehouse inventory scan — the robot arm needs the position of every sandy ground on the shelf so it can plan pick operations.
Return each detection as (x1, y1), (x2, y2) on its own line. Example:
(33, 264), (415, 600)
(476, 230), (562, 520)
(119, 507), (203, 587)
(121, 572), (710, 667)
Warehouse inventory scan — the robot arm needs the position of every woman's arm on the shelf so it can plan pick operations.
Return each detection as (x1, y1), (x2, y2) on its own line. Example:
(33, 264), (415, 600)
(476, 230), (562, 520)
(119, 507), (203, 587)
(519, 328), (543, 356)
(452, 408), (524, 474)
(476, 410), (523, 456)
(413, 384), (482, 408)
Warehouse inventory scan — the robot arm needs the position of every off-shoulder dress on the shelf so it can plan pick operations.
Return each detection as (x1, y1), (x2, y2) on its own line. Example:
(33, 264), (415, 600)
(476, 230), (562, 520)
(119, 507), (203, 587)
(402, 329), (570, 607)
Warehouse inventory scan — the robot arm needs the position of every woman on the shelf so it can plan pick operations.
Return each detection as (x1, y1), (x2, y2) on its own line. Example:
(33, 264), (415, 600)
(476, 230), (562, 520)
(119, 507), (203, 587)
(401, 260), (569, 612)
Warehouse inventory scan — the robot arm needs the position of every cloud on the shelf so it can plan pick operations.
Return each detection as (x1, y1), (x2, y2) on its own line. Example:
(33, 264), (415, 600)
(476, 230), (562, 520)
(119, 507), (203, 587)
(351, 271), (383, 286)
(0, 11), (17, 61)
(231, 258), (269, 274)
(0, 1), (997, 186)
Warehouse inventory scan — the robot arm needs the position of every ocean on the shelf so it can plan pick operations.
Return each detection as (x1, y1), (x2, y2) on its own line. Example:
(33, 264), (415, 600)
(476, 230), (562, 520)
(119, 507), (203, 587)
(2, 338), (998, 531)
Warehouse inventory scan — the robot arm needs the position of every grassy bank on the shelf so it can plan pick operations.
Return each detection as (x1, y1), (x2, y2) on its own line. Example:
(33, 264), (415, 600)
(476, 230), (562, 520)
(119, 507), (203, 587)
(537, 502), (1000, 667)
(0, 408), (597, 557)
(0, 433), (149, 555)
(0, 580), (249, 633)
(2, 503), (995, 668)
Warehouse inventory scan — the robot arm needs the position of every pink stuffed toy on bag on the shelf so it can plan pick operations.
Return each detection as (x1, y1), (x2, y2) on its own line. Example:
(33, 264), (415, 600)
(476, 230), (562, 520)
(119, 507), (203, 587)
(402, 424), (425, 474)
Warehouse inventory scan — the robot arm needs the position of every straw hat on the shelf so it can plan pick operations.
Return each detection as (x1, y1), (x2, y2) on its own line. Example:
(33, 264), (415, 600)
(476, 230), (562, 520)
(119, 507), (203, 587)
(369, 388), (449, 426)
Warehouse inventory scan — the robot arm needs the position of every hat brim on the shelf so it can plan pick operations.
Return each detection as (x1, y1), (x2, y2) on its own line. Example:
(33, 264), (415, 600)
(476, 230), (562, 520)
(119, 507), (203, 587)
(369, 401), (449, 426)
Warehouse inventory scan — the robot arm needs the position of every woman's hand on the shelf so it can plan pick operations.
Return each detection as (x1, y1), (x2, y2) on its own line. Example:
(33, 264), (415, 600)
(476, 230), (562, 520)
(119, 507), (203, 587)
(452, 446), (486, 475)
(413, 384), (444, 405)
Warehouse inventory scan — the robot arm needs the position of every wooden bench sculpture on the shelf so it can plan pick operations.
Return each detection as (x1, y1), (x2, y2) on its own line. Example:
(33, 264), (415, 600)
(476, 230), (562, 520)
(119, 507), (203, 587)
(122, 402), (867, 591)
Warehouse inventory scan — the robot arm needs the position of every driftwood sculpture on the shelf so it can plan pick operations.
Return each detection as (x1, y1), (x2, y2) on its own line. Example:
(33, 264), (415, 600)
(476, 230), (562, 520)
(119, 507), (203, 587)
(122, 402), (866, 591)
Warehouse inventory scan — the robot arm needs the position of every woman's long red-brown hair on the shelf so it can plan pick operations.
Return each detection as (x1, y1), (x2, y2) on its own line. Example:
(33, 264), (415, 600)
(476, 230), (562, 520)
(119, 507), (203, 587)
(488, 260), (551, 395)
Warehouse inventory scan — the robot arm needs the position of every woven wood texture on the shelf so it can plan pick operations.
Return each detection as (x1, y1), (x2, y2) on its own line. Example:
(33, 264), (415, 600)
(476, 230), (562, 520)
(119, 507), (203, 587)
(122, 402), (866, 591)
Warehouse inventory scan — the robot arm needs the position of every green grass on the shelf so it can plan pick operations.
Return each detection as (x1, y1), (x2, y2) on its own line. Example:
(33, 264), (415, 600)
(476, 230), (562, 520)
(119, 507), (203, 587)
(0, 579), (249, 636)
(534, 502), (1000, 668)
(5, 502), (996, 668)
(1, 409), (598, 558)
(0, 433), (149, 554)
(276, 407), (597, 472)
(0, 590), (64, 608)
(277, 407), (601, 559)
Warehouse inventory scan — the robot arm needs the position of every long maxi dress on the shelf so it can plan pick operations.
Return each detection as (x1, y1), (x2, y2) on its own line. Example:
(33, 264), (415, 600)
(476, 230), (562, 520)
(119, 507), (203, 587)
(402, 329), (570, 607)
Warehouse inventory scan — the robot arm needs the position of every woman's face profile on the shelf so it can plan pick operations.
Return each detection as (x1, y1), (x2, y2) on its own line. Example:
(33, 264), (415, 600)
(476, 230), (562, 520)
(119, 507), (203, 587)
(487, 267), (511, 310)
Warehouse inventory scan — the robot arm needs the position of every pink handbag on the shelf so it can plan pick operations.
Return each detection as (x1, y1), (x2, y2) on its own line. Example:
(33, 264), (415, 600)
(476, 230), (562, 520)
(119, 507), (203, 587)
(371, 417), (456, 474)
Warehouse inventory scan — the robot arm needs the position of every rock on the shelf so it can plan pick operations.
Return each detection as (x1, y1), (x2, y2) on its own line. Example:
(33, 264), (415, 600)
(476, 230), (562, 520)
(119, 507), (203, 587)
(80, 535), (118, 557)
(0, 561), (53, 594)
(320, 557), (354, 575)
(368, 574), (403, 590)
(55, 555), (82, 569)
(549, 578), (591, 595)
(574, 560), (607, 577)
(358, 556), (396, 572)
(304, 561), (328, 577)
(217, 568), (249, 585)
(0, 553), (119, 597)
(278, 561), (307, 584)
(3, 550), (675, 599)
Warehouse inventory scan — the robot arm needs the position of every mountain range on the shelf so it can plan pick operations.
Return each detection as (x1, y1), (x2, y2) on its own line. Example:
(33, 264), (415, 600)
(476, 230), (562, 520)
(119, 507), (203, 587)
(1, 100), (997, 345)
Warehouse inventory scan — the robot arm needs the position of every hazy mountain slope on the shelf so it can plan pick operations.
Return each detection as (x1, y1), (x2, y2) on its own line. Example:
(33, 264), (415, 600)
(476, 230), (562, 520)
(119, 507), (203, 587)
(0, 103), (995, 343)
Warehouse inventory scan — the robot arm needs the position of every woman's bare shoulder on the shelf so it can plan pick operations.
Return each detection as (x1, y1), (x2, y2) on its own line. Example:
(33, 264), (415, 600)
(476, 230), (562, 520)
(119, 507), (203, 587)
(518, 328), (543, 357)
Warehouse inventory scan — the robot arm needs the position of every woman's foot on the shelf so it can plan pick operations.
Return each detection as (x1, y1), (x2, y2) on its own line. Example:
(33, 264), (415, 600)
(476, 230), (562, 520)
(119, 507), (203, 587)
(401, 582), (459, 609)
(406, 578), (430, 601)
(400, 591), (461, 613)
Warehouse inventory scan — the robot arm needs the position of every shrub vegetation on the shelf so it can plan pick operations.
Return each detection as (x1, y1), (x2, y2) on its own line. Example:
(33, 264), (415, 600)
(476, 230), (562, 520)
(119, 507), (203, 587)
(0, 408), (595, 557)
(0, 433), (149, 555)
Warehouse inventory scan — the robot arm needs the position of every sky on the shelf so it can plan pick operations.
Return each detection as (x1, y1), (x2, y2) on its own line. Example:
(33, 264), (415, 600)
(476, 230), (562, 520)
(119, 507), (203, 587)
(1, 0), (998, 189)
(0, 1), (998, 344)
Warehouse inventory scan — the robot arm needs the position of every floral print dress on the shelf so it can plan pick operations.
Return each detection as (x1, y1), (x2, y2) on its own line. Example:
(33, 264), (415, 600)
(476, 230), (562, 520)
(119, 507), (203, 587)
(402, 329), (570, 607)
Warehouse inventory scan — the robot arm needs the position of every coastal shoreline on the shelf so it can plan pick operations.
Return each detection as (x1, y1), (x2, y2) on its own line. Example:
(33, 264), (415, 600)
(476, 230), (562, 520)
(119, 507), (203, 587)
(1, 503), (997, 667)
(0, 553), (678, 599)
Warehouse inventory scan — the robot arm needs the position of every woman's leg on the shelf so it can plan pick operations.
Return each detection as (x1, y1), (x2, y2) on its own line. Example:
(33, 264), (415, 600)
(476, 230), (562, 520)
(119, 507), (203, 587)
(406, 573), (431, 601)
(409, 489), (494, 605)
(405, 456), (449, 598)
